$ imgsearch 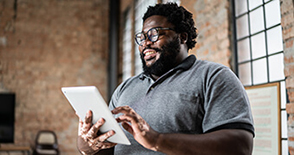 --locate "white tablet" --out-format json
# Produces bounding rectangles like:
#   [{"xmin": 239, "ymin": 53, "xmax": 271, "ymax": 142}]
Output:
[{"xmin": 61, "ymin": 86, "xmax": 131, "ymax": 145}]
